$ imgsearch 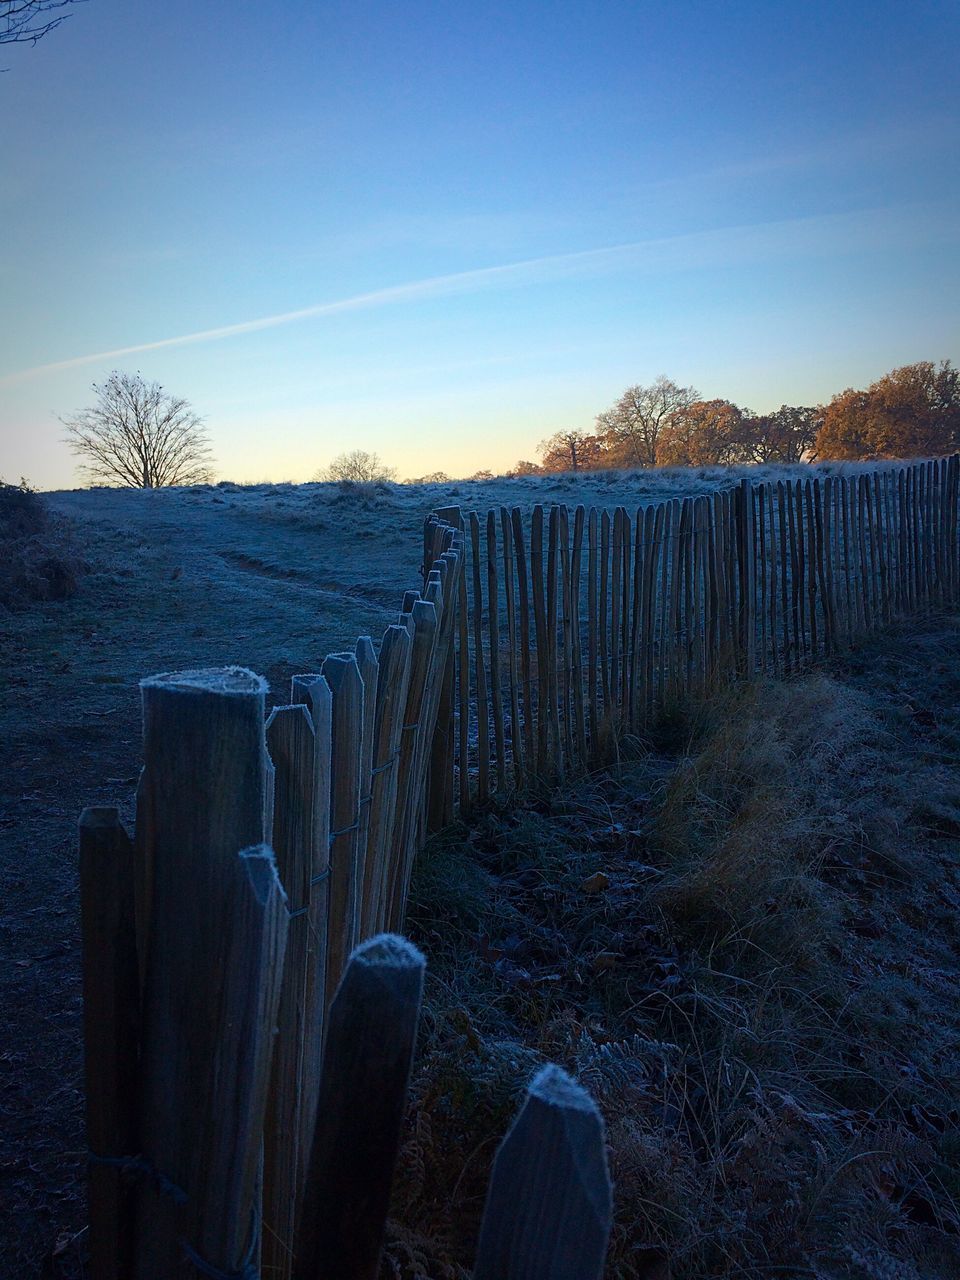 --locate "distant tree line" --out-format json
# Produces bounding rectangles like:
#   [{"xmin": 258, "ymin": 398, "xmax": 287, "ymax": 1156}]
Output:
[{"xmin": 513, "ymin": 360, "xmax": 959, "ymax": 476}]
